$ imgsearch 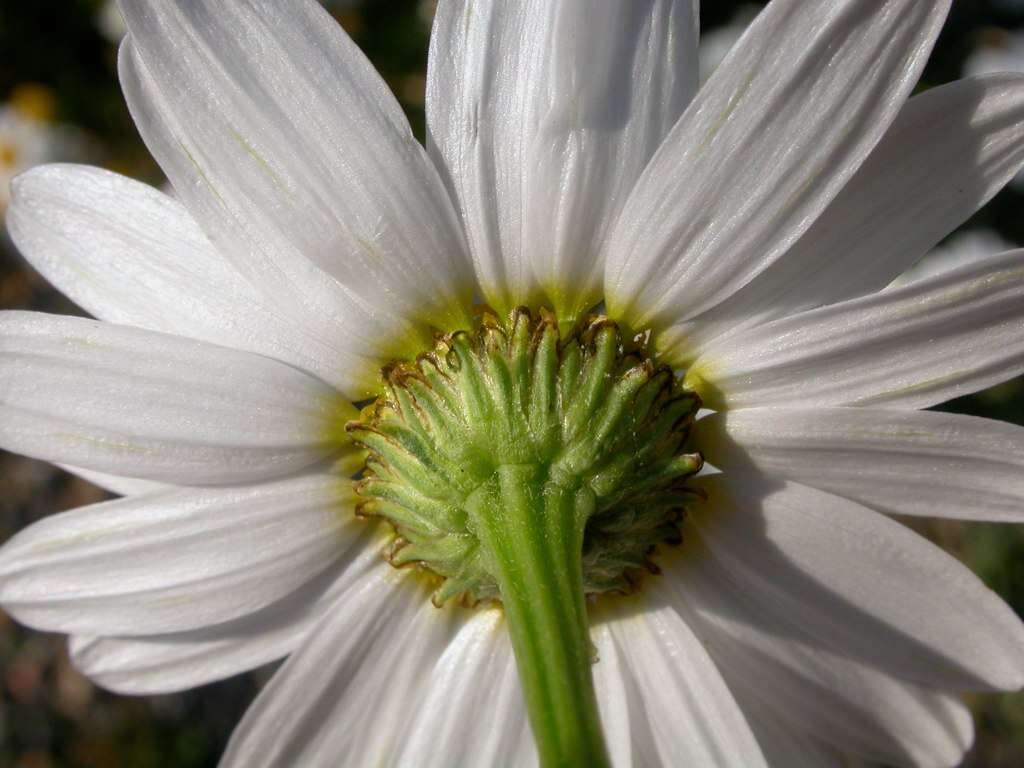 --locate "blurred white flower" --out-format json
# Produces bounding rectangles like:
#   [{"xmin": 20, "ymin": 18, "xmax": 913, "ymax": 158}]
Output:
[
  {"xmin": 0, "ymin": 96, "xmax": 81, "ymax": 221},
  {"xmin": 891, "ymin": 228, "xmax": 1020, "ymax": 287},
  {"xmin": 97, "ymin": 0, "xmax": 127, "ymax": 42},
  {"xmin": 1, "ymin": 107, "xmax": 50, "ymax": 214},
  {"xmin": 966, "ymin": 29, "xmax": 1024, "ymax": 192},
  {"xmin": 966, "ymin": 29, "xmax": 1024, "ymax": 77},
  {"xmin": 3, "ymin": 1, "xmax": 1024, "ymax": 766}
]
